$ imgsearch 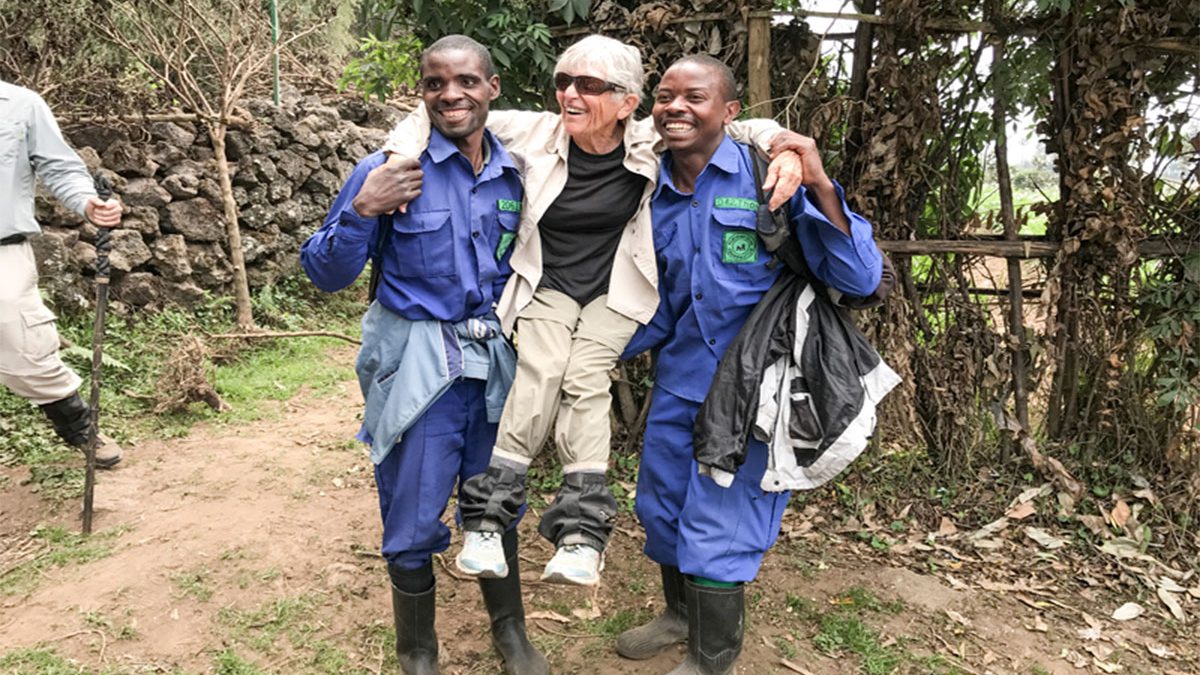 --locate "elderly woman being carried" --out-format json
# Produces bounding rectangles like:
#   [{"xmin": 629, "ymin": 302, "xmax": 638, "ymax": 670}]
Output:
[{"xmin": 383, "ymin": 34, "xmax": 806, "ymax": 588}]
